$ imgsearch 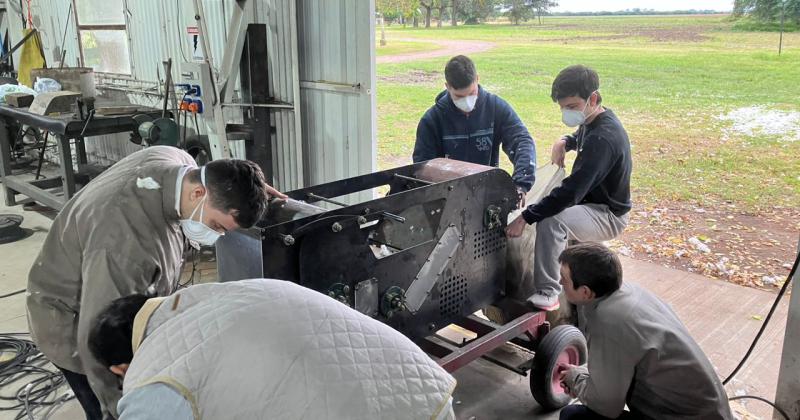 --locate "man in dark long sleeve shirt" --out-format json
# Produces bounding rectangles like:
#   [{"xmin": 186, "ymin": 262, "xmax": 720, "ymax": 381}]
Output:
[
  {"xmin": 414, "ymin": 55, "xmax": 536, "ymax": 202},
  {"xmin": 507, "ymin": 65, "xmax": 632, "ymax": 310}
]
